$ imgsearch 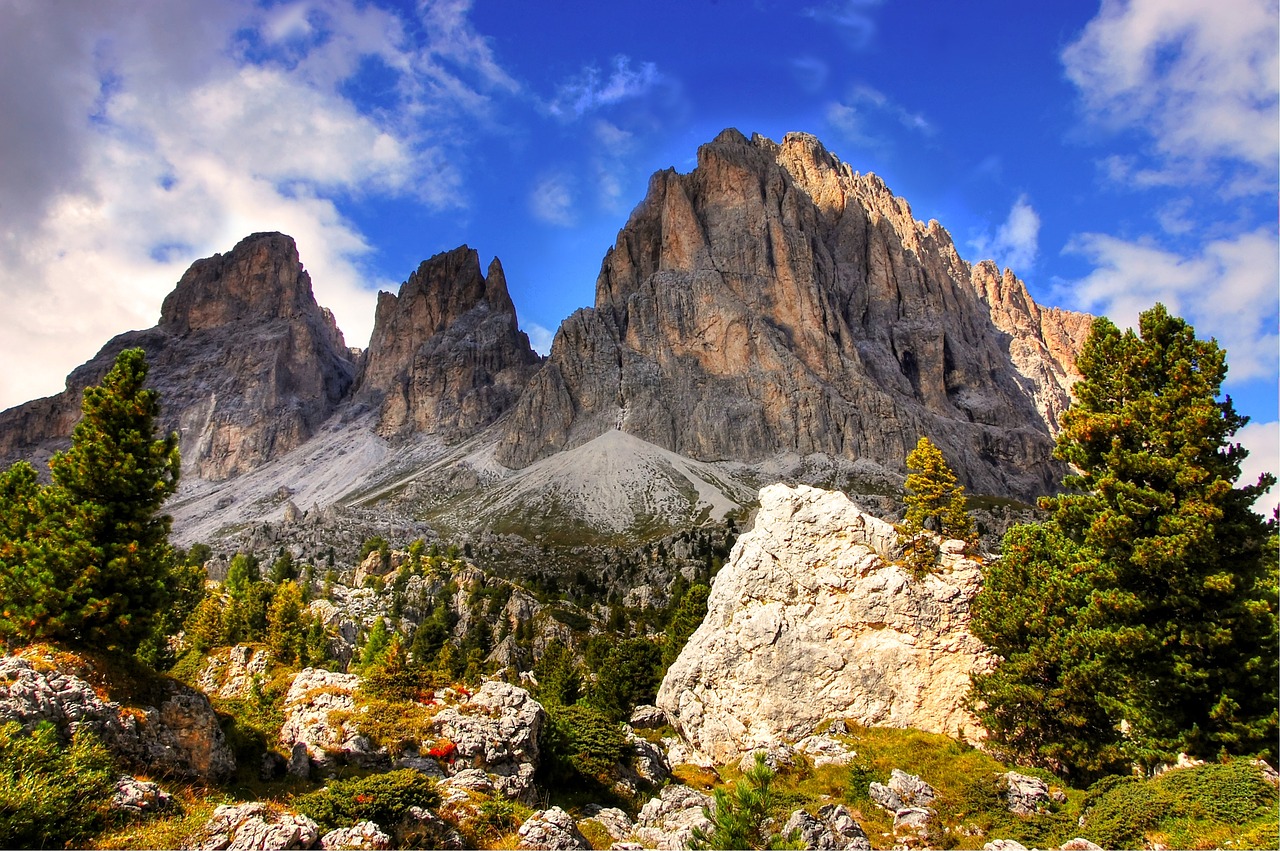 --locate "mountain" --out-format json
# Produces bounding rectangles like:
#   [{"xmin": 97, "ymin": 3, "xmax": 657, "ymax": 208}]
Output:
[
  {"xmin": 353, "ymin": 245, "xmax": 541, "ymax": 440},
  {"xmin": 496, "ymin": 130, "xmax": 1088, "ymax": 500},
  {"xmin": 0, "ymin": 130, "xmax": 1091, "ymax": 548},
  {"xmin": 0, "ymin": 232, "xmax": 355, "ymax": 481}
]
